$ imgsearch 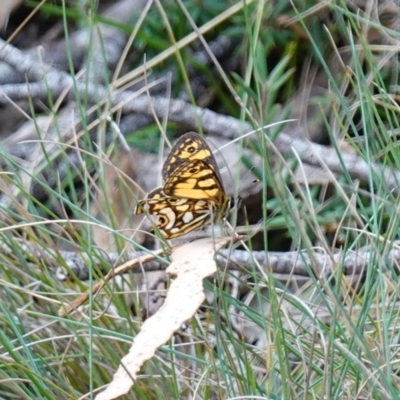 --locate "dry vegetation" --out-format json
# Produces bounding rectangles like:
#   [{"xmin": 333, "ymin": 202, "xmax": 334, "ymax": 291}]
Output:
[{"xmin": 1, "ymin": 0, "xmax": 400, "ymax": 399}]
